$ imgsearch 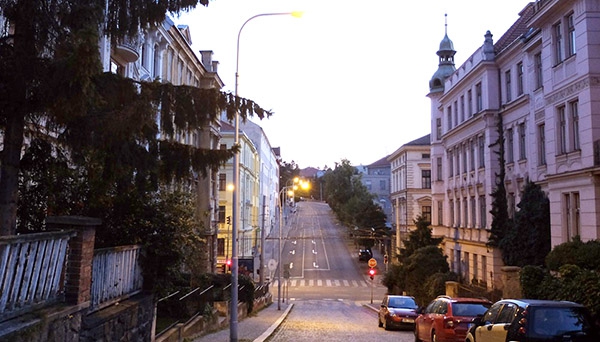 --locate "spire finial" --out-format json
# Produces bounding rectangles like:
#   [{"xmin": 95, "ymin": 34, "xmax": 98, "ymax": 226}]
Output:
[{"xmin": 445, "ymin": 13, "xmax": 448, "ymax": 35}]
